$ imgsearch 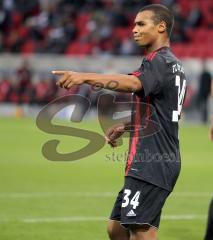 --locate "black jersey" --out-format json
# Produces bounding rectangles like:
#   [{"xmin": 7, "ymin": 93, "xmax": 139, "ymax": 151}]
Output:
[{"xmin": 126, "ymin": 46, "xmax": 187, "ymax": 192}]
